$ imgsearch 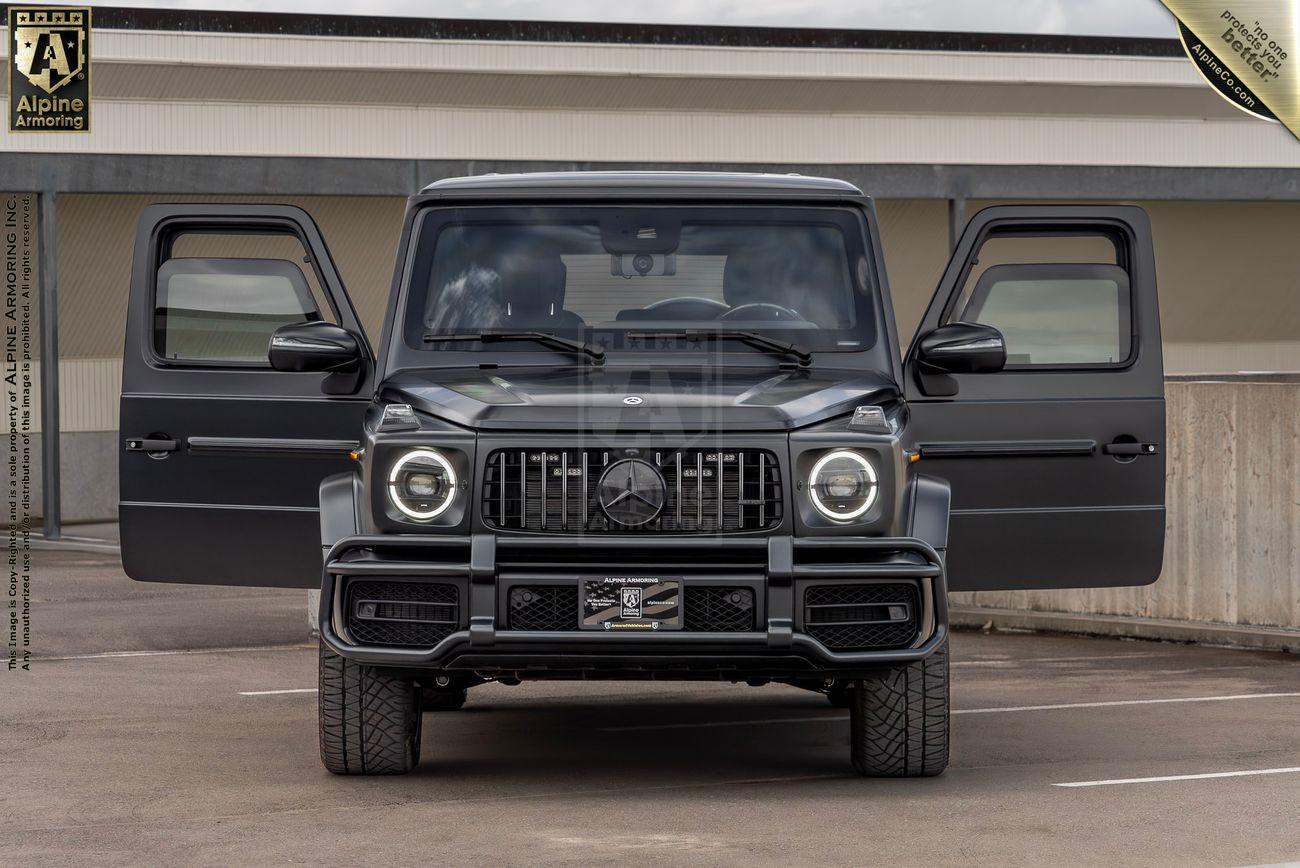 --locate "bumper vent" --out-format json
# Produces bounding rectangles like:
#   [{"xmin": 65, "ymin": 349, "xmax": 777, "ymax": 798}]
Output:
[
  {"xmin": 684, "ymin": 587, "xmax": 755, "ymax": 632},
  {"xmin": 345, "ymin": 580, "xmax": 459, "ymax": 647},
  {"xmin": 483, "ymin": 448, "xmax": 781, "ymax": 534},
  {"xmin": 509, "ymin": 585, "xmax": 578, "ymax": 631},
  {"xmin": 803, "ymin": 583, "xmax": 919, "ymax": 650}
]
